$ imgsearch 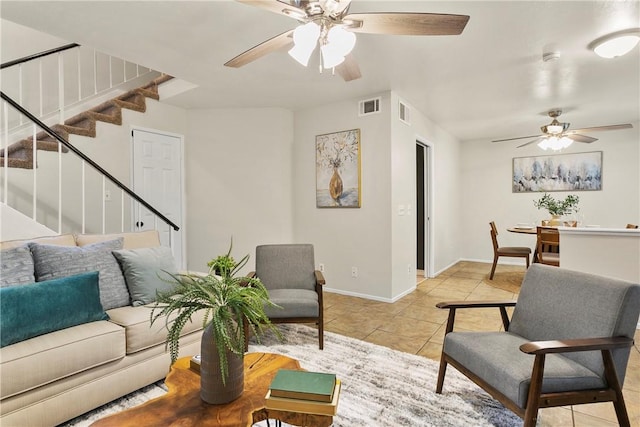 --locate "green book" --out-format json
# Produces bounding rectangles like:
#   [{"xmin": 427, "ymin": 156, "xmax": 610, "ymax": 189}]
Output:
[{"xmin": 269, "ymin": 369, "xmax": 337, "ymax": 402}]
